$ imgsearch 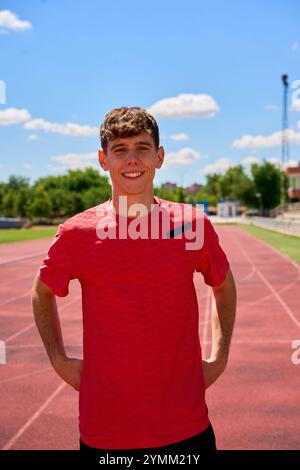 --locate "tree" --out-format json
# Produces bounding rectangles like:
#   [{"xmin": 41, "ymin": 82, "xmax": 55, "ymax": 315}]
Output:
[
  {"xmin": 0, "ymin": 182, "xmax": 6, "ymax": 214},
  {"xmin": 27, "ymin": 186, "xmax": 52, "ymax": 217},
  {"xmin": 154, "ymin": 185, "xmax": 178, "ymax": 201},
  {"xmin": 251, "ymin": 161, "xmax": 281, "ymax": 209},
  {"xmin": 15, "ymin": 187, "xmax": 32, "ymax": 217},
  {"xmin": 48, "ymin": 189, "xmax": 84, "ymax": 216},
  {"xmin": 2, "ymin": 190, "xmax": 16, "ymax": 217},
  {"xmin": 61, "ymin": 168, "xmax": 107, "ymax": 192},
  {"xmin": 82, "ymin": 186, "xmax": 112, "ymax": 209},
  {"xmin": 176, "ymin": 187, "xmax": 185, "ymax": 203},
  {"xmin": 190, "ymin": 187, "xmax": 218, "ymax": 207},
  {"xmin": 34, "ymin": 174, "xmax": 64, "ymax": 192},
  {"xmin": 218, "ymin": 165, "xmax": 256, "ymax": 206},
  {"xmin": 7, "ymin": 175, "xmax": 30, "ymax": 191},
  {"xmin": 35, "ymin": 169, "xmax": 112, "ymax": 216},
  {"xmin": 63, "ymin": 192, "xmax": 84, "ymax": 216},
  {"xmin": 205, "ymin": 174, "xmax": 222, "ymax": 198},
  {"xmin": 48, "ymin": 188, "xmax": 70, "ymax": 217}
]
